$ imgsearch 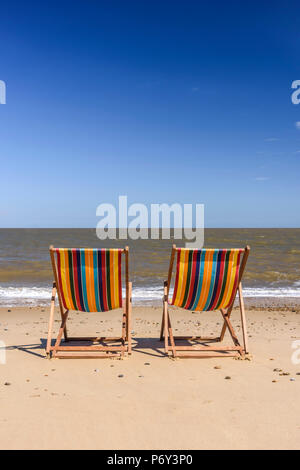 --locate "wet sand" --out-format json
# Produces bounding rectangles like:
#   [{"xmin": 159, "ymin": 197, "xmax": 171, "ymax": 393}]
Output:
[{"xmin": 0, "ymin": 305, "xmax": 299, "ymax": 450}]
